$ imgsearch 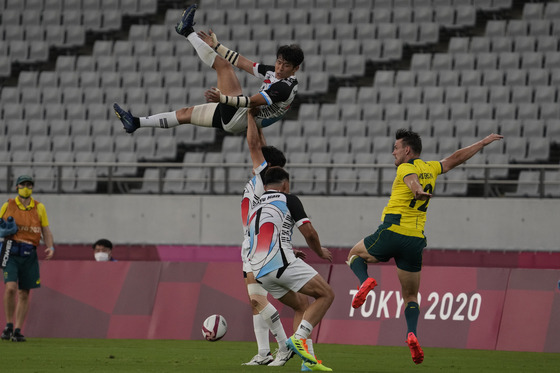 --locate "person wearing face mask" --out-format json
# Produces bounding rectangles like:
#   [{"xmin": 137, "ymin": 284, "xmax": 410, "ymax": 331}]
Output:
[
  {"xmin": 0, "ymin": 175, "xmax": 55, "ymax": 342},
  {"xmin": 92, "ymin": 239, "xmax": 116, "ymax": 262}
]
